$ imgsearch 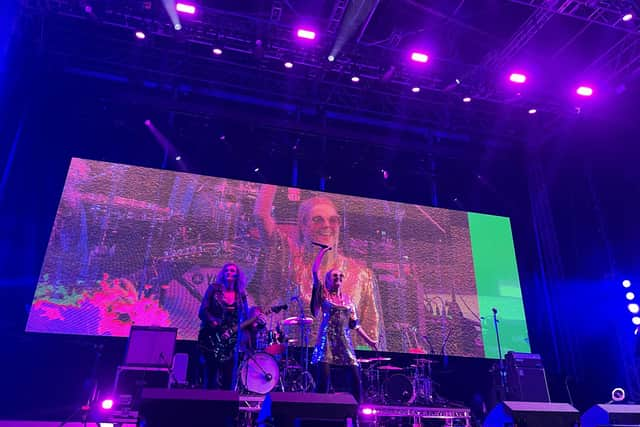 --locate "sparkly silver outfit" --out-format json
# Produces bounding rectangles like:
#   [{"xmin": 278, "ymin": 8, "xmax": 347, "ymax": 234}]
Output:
[{"xmin": 311, "ymin": 278, "xmax": 359, "ymax": 366}]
